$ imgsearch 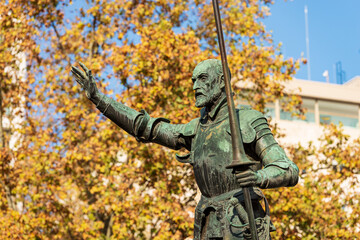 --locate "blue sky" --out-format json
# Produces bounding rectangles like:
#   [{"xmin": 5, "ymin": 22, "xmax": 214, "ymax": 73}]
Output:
[
  {"xmin": 67, "ymin": 0, "xmax": 359, "ymax": 85},
  {"xmin": 264, "ymin": 0, "xmax": 360, "ymax": 83}
]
